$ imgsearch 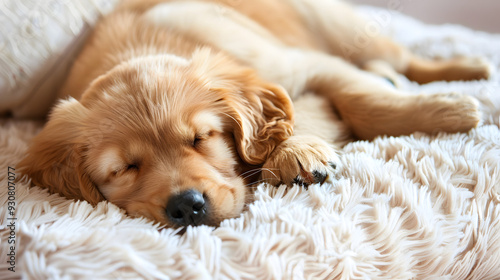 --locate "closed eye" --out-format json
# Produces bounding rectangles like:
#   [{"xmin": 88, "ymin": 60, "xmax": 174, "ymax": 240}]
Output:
[
  {"xmin": 192, "ymin": 131, "xmax": 214, "ymax": 148},
  {"xmin": 111, "ymin": 163, "xmax": 139, "ymax": 176},
  {"xmin": 192, "ymin": 136, "xmax": 203, "ymax": 147},
  {"xmin": 126, "ymin": 163, "xmax": 140, "ymax": 171}
]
